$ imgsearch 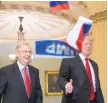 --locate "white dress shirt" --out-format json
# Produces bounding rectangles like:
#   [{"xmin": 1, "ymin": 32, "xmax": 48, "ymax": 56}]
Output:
[
  {"xmin": 79, "ymin": 53, "xmax": 96, "ymax": 92},
  {"xmin": 17, "ymin": 61, "xmax": 30, "ymax": 81}
]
